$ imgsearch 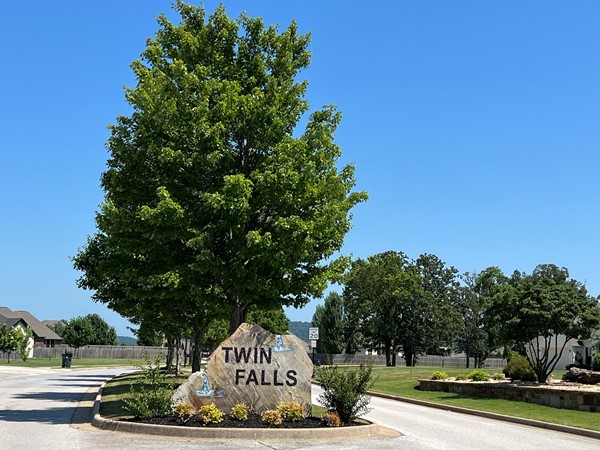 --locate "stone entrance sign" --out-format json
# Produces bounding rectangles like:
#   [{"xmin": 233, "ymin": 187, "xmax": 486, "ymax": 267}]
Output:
[{"xmin": 172, "ymin": 323, "xmax": 313, "ymax": 415}]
